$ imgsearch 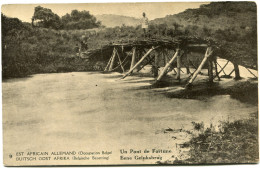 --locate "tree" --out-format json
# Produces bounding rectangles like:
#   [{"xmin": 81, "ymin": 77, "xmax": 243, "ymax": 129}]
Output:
[
  {"xmin": 61, "ymin": 10, "xmax": 101, "ymax": 30},
  {"xmin": 2, "ymin": 13, "xmax": 25, "ymax": 35},
  {"xmin": 32, "ymin": 6, "xmax": 62, "ymax": 29}
]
